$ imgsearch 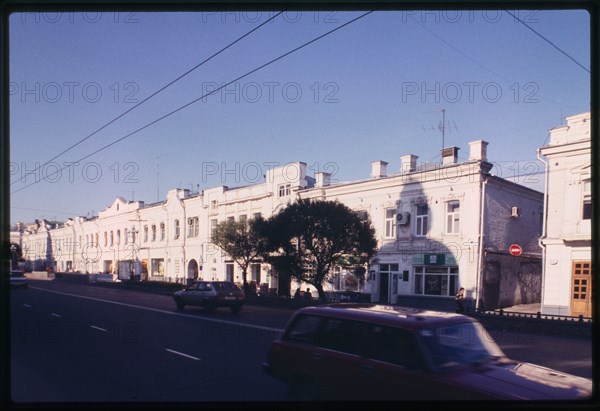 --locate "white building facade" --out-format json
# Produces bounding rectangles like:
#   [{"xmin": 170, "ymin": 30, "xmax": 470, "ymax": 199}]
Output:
[
  {"xmin": 538, "ymin": 112, "xmax": 592, "ymax": 317},
  {"xmin": 21, "ymin": 140, "xmax": 544, "ymax": 309}
]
